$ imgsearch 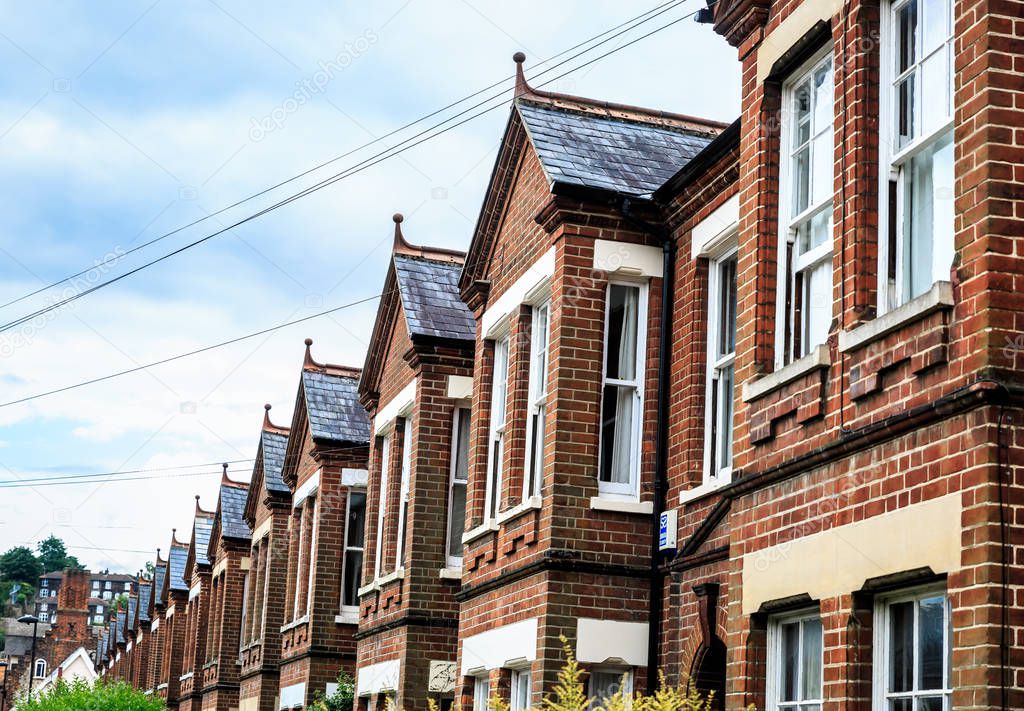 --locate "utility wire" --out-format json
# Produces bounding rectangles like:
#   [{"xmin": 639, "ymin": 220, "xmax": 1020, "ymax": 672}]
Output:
[
  {"xmin": 0, "ymin": 0, "xmax": 688, "ymax": 314},
  {"xmin": 0, "ymin": 459, "xmax": 253, "ymax": 486},
  {"xmin": 0, "ymin": 468, "xmax": 250, "ymax": 489},
  {"xmin": 0, "ymin": 4, "xmax": 697, "ymax": 336},
  {"xmin": 0, "ymin": 291, "xmax": 388, "ymax": 409}
]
